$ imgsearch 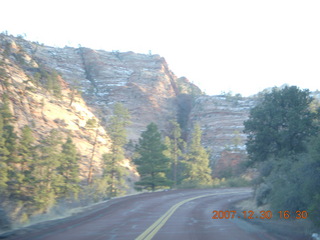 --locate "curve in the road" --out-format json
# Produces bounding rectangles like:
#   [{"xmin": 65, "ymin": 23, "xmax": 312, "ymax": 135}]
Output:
[{"xmin": 136, "ymin": 190, "xmax": 250, "ymax": 240}]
